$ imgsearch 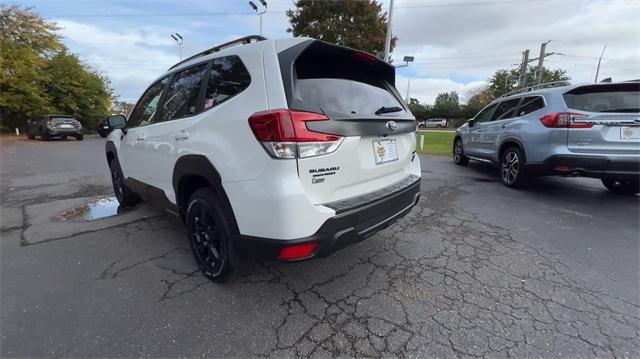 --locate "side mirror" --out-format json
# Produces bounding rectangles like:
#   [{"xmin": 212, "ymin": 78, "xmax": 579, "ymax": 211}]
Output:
[
  {"xmin": 468, "ymin": 119, "xmax": 476, "ymax": 128},
  {"xmin": 108, "ymin": 115, "xmax": 126, "ymax": 129}
]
